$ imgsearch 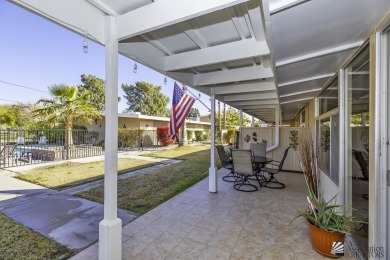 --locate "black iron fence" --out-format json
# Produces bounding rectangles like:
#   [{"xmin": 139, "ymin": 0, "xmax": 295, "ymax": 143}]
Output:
[{"xmin": 0, "ymin": 128, "xmax": 158, "ymax": 168}]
